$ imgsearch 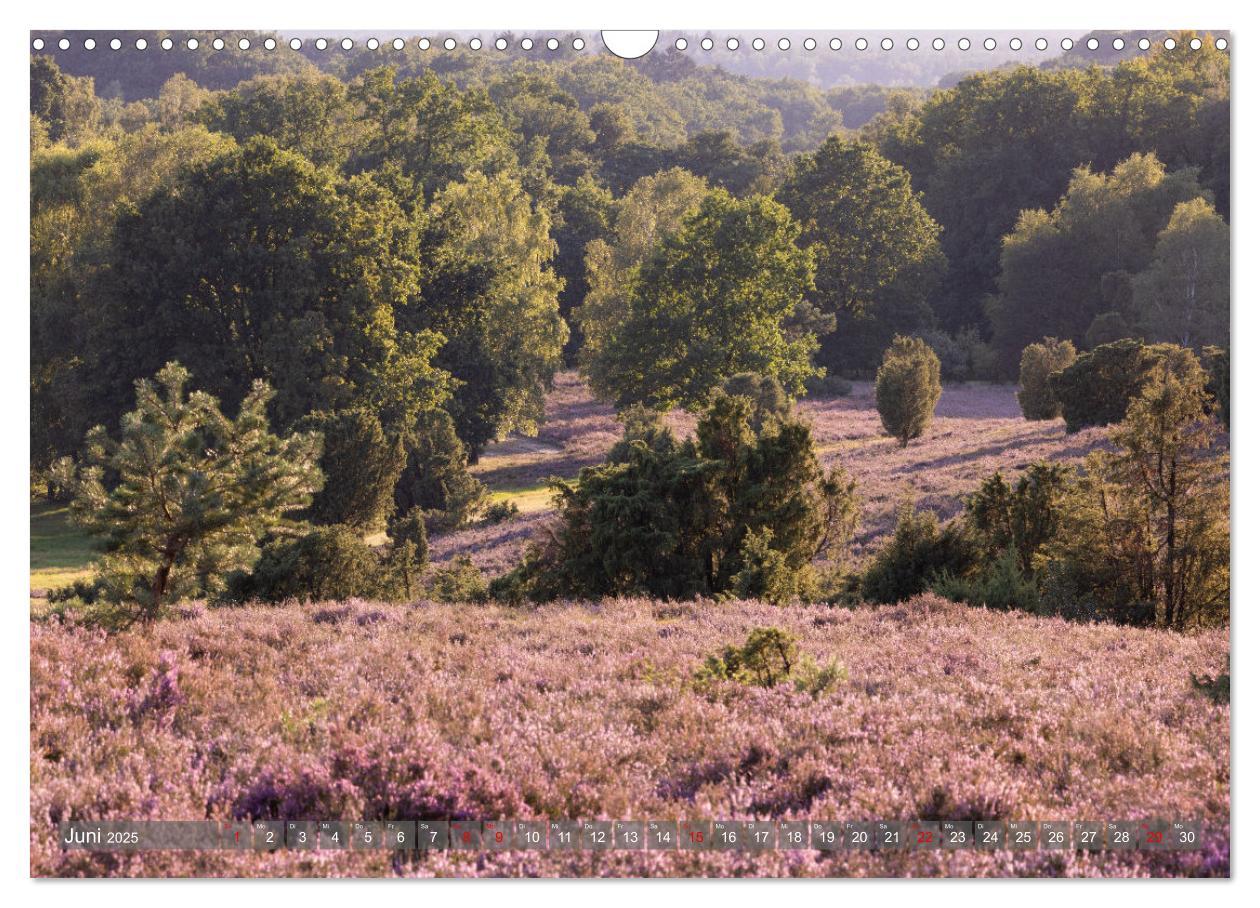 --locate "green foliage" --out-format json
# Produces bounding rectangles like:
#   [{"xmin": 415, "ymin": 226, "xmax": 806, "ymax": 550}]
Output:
[
  {"xmin": 393, "ymin": 409, "xmax": 488, "ymax": 531},
  {"xmin": 778, "ymin": 138, "xmax": 945, "ymax": 375},
  {"xmin": 1017, "ymin": 338, "xmax": 1077, "ymax": 420},
  {"xmin": 385, "ymin": 507, "xmax": 430, "ymax": 600},
  {"xmin": 70, "ymin": 362, "xmax": 323, "ymax": 620},
  {"xmin": 427, "ymin": 555, "xmax": 489, "ymax": 604},
  {"xmin": 508, "ymin": 392, "xmax": 857, "ymax": 602},
  {"xmin": 1203, "ymin": 345, "xmax": 1229, "ymax": 429},
  {"xmin": 577, "ymin": 168, "xmax": 709, "ymax": 375},
  {"xmin": 1132, "ymin": 197, "xmax": 1230, "ymax": 349},
  {"xmin": 1049, "ymin": 338, "xmax": 1181, "ymax": 432},
  {"xmin": 96, "ymin": 138, "xmax": 450, "ymax": 433},
  {"xmin": 875, "ymin": 335, "xmax": 942, "ymax": 446},
  {"xmin": 696, "ymin": 626, "xmax": 797, "ymax": 688},
  {"xmin": 1045, "ymin": 352, "xmax": 1229, "ymax": 629},
  {"xmin": 695, "ymin": 626, "xmax": 845, "ymax": 698},
  {"xmin": 731, "ymin": 528, "xmax": 806, "ymax": 605},
  {"xmin": 860, "ymin": 501, "xmax": 977, "ymax": 604},
  {"xmin": 423, "ymin": 171, "xmax": 568, "ymax": 456},
  {"xmin": 236, "ymin": 525, "xmax": 385, "ymax": 603},
  {"xmin": 988, "ymin": 153, "xmax": 1210, "ymax": 375},
  {"xmin": 965, "ymin": 463, "xmax": 1070, "ymax": 575},
  {"xmin": 299, "ymin": 409, "xmax": 405, "ymax": 531},
  {"xmin": 482, "ymin": 501, "xmax": 520, "ymax": 525},
  {"xmin": 932, "ymin": 548, "xmax": 1041, "ymax": 613},
  {"xmin": 1085, "ymin": 311, "xmax": 1137, "ymax": 349},
  {"xmin": 31, "ymin": 56, "xmax": 100, "ymax": 143},
  {"xmin": 586, "ymin": 190, "xmax": 819, "ymax": 411},
  {"xmin": 719, "ymin": 372, "xmax": 792, "ymax": 432}
]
